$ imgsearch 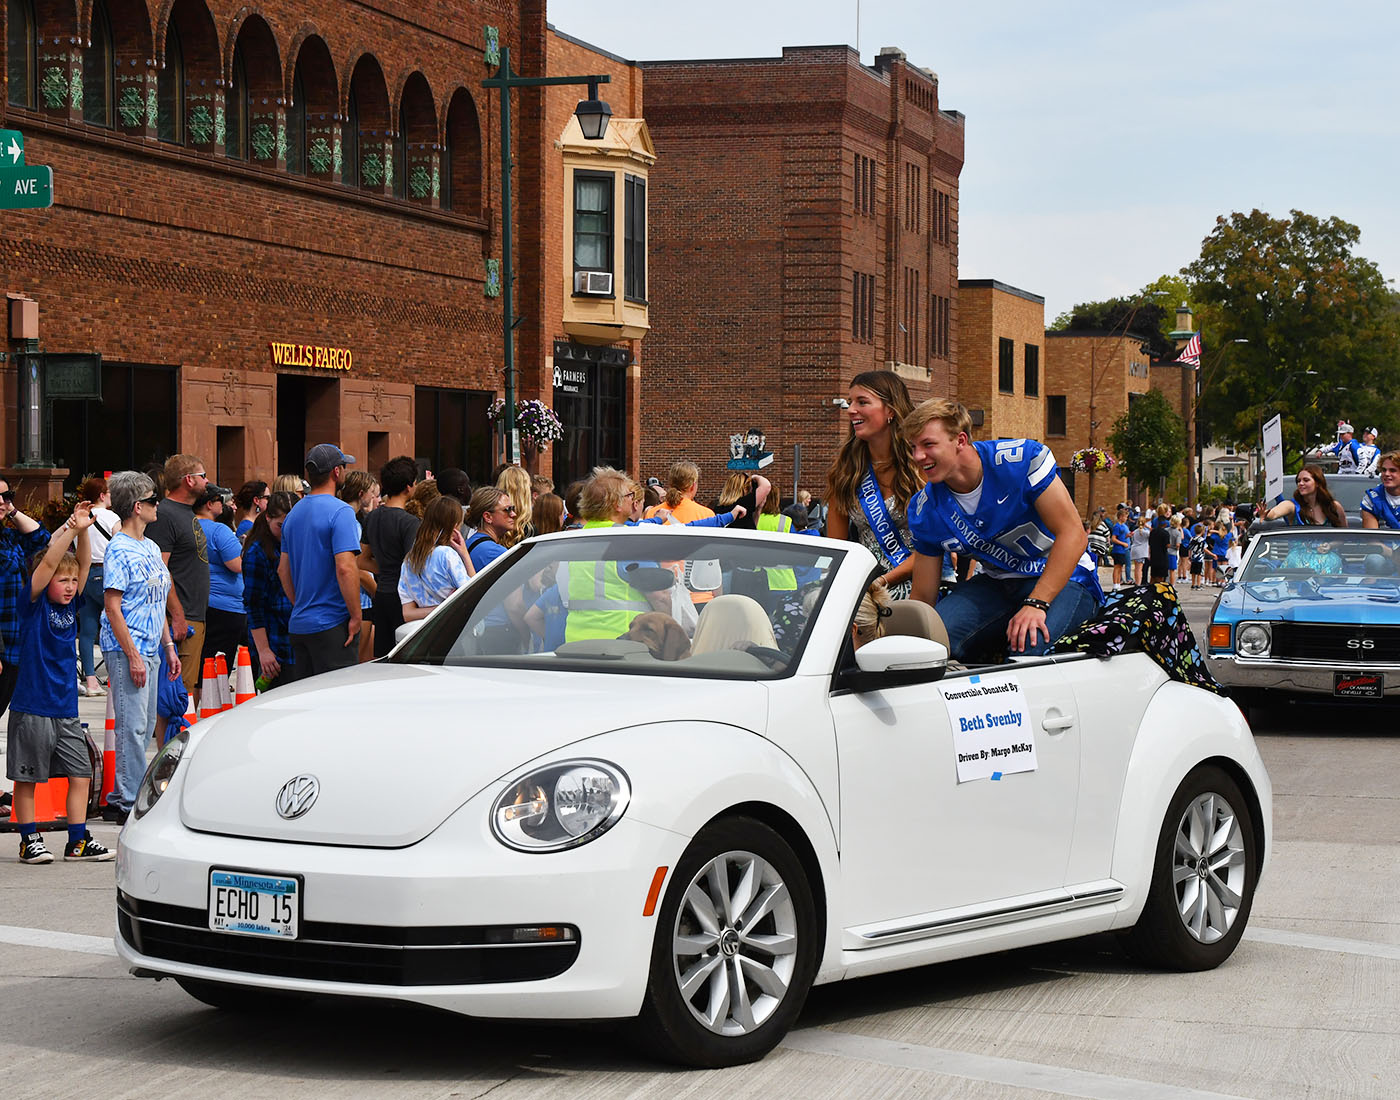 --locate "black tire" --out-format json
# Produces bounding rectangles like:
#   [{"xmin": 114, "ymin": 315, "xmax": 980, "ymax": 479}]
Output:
[
  {"xmin": 1120, "ymin": 764, "xmax": 1258, "ymax": 971},
  {"xmin": 175, "ymin": 977, "xmax": 299, "ymax": 1013},
  {"xmin": 634, "ymin": 816, "xmax": 819, "ymax": 1067}
]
